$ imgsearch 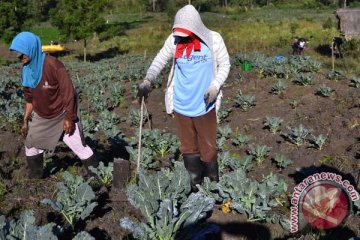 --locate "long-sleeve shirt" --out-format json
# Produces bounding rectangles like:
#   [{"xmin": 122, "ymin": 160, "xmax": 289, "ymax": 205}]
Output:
[
  {"xmin": 23, "ymin": 55, "xmax": 77, "ymax": 121},
  {"xmin": 145, "ymin": 31, "xmax": 230, "ymax": 114}
]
